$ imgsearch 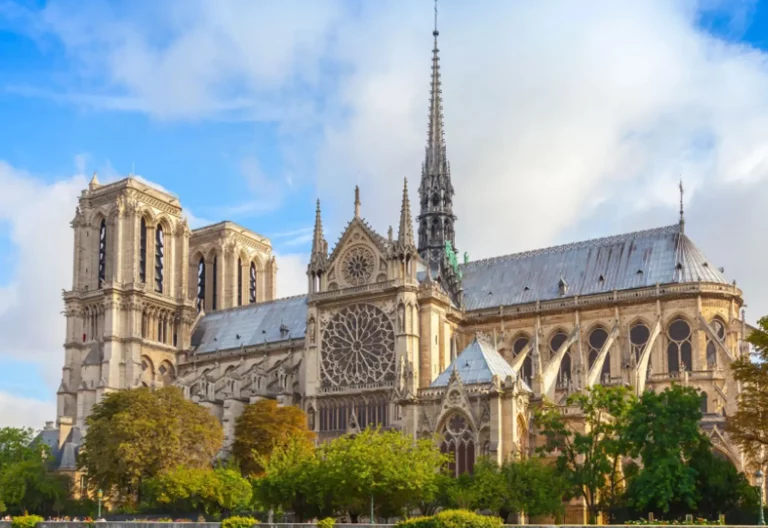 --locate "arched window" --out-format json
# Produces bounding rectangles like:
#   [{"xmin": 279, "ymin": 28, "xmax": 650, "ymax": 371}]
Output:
[
  {"xmin": 154, "ymin": 225, "xmax": 164, "ymax": 293},
  {"xmin": 513, "ymin": 336, "xmax": 532, "ymax": 386},
  {"xmin": 667, "ymin": 319, "xmax": 692, "ymax": 373},
  {"xmin": 98, "ymin": 219, "xmax": 107, "ymax": 288},
  {"xmin": 440, "ymin": 412, "xmax": 475, "ymax": 476},
  {"xmin": 706, "ymin": 318, "xmax": 726, "ymax": 369},
  {"xmin": 237, "ymin": 258, "xmax": 243, "ymax": 306},
  {"xmin": 630, "ymin": 322, "xmax": 650, "ymax": 364},
  {"xmin": 249, "ymin": 262, "xmax": 257, "ymax": 303},
  {"xmin": 550, "ymin": 331, "xmax": 571, "ymax": 389},
  {"xmin": 700, "ymin": 391, "xmax": 708, "ymax": 414},
  {"xmin": 432, "ymin": 192, "xmax": 440, "ymax": 207},
  {"xmin": 196, "ymin": 257, "xmax": 205, "ymax": 312},
  {"xmin": 212, "ymin": 255, "xmax": 218, "ymax": 311},
  {"xmin": 139, "ymin": 218, "xmax": 147, "ymax": 282},
  {"xmin": 587, "ymin": 327, "xmax": 611, "ymax": 382}
]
